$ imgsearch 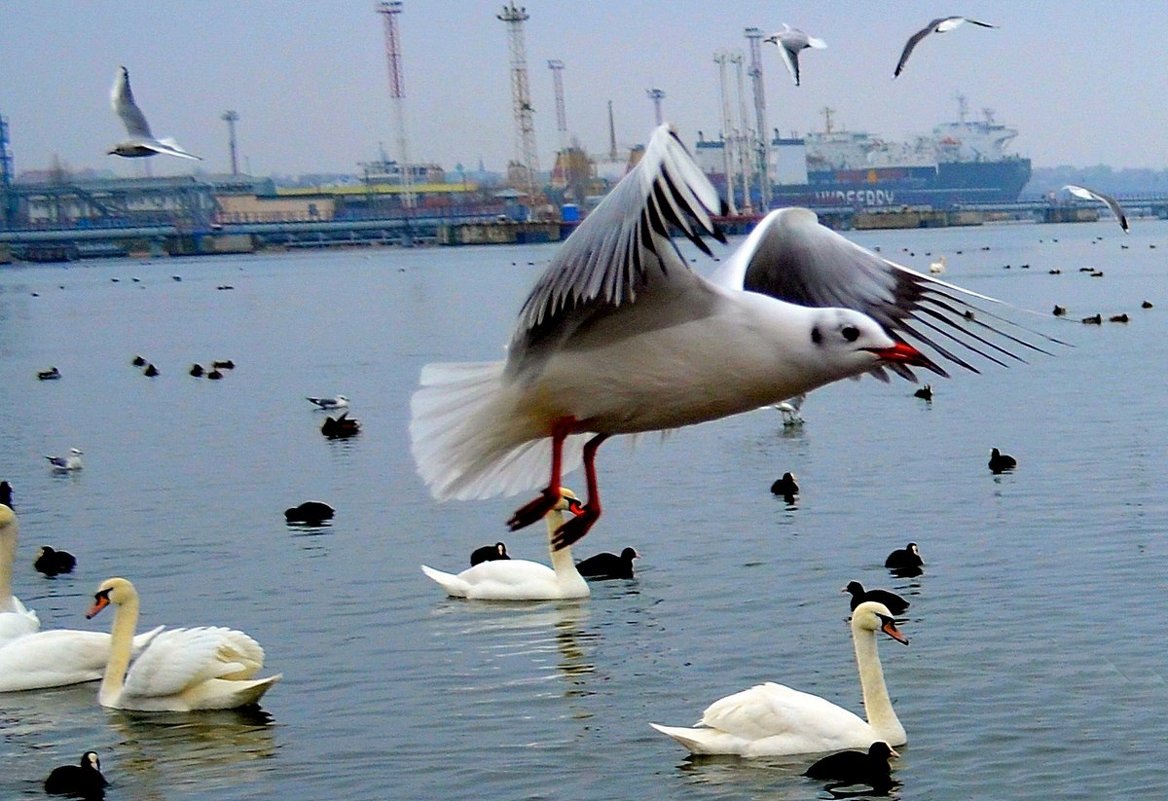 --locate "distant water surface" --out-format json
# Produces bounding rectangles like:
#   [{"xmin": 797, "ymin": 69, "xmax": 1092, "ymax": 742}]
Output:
[{"xmin": 0, "ymin": 220, "xmax": 1166, "ymax": 800}]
